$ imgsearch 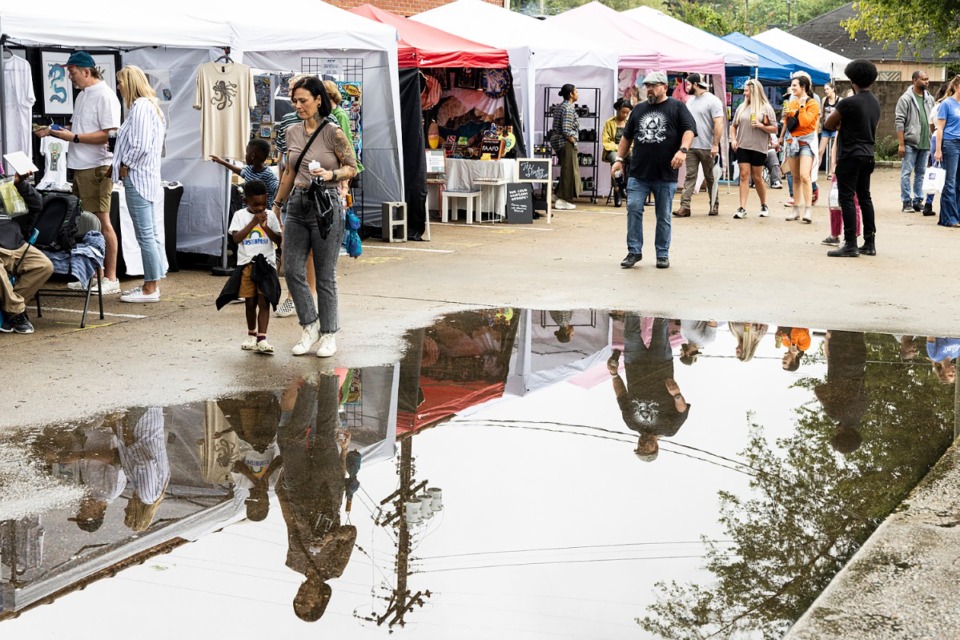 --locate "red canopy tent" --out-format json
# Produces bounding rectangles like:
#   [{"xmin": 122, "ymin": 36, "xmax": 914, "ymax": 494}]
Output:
[{"xmin": 349, "ymin": 4, "xmax": 509, "ymax": 69}]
